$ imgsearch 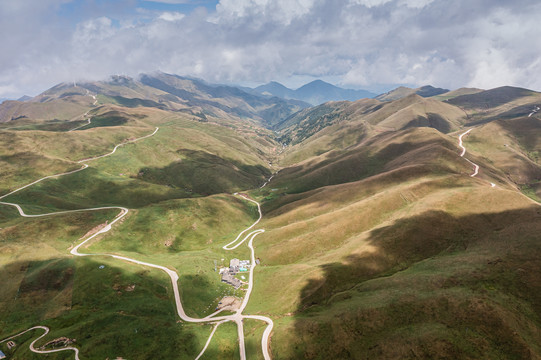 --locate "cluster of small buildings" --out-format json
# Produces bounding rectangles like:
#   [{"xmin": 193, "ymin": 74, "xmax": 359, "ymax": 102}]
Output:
[{"xmin": 220, "ymin": 258, "xmax": 250, "ymax": 289}]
